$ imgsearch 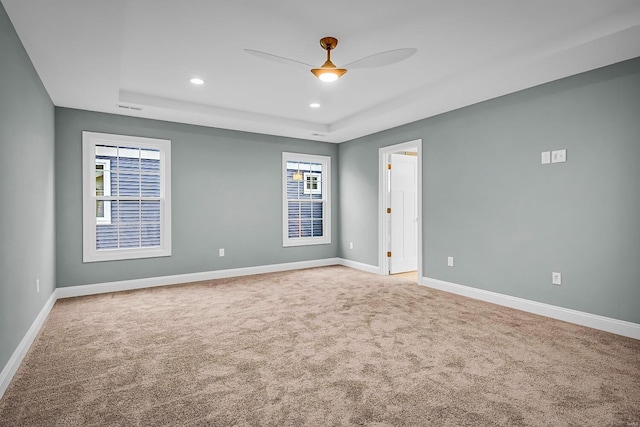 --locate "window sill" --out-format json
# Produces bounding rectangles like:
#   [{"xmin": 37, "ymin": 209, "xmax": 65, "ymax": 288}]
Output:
[
  {"xmin": 83, "ymin": 247, "xmax": 171, "ymax": 263},
  {"xmin": 283, "ymin": 237, "xmax": 331, "ymax": 247}
]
